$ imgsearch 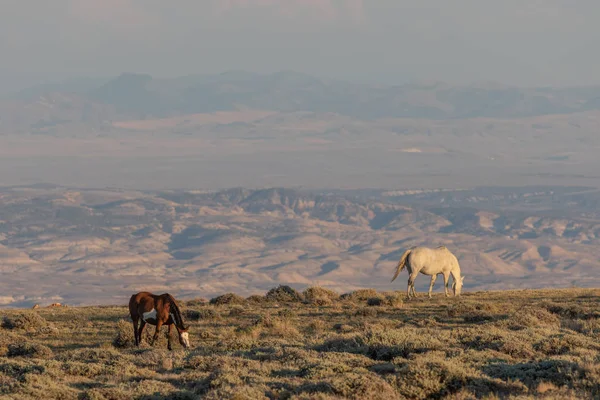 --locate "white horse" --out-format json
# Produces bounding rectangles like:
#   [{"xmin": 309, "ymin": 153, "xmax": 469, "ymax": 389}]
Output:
[{"xmin": 391, "ymin": 245, "xmax": 464, "ymax": 299}]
